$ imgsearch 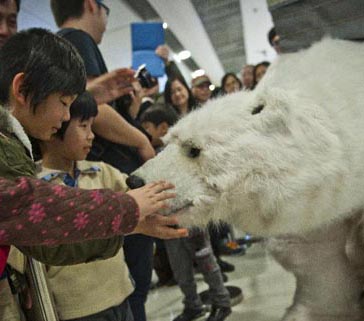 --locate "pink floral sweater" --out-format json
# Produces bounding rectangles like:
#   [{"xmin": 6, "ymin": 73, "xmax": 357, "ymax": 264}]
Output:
[
  {"xmin": 0, "ymin": 106, "xmax": 139, "ymax": 275},
  {"xmin": 0, "ymin": 176, "xmax": 139, "ymax": 247}
]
